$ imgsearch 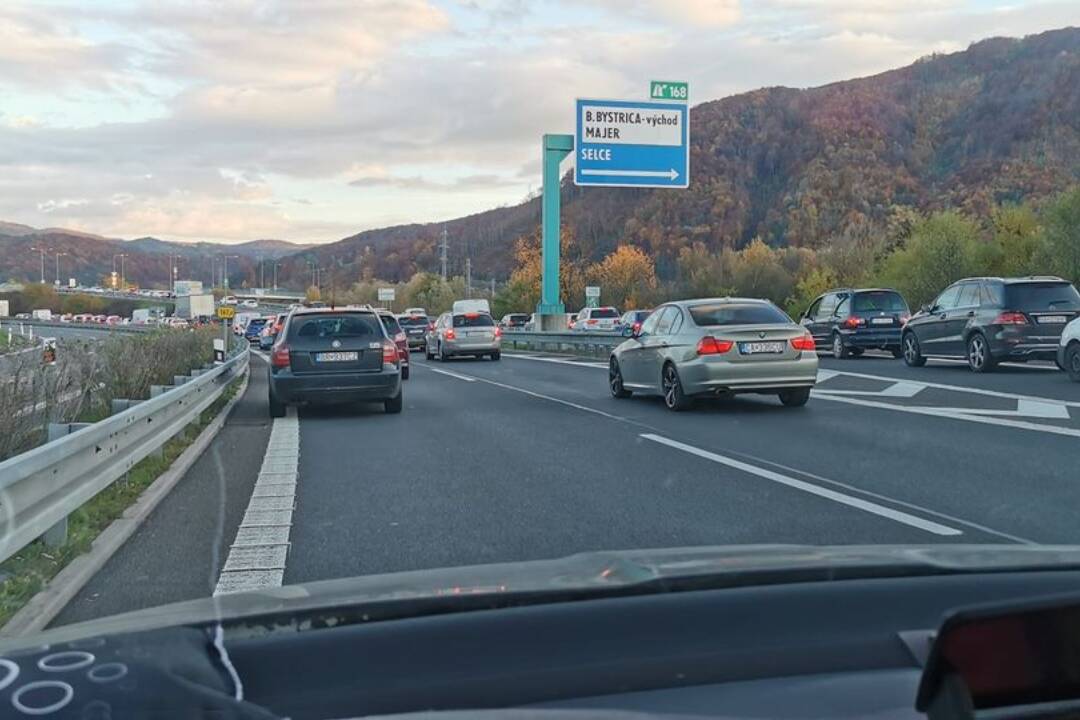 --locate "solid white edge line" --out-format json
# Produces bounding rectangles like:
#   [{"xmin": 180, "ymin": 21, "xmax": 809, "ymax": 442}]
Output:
[{"xmin": 640, "ymin": 433, "xmax": 963, "ymax": 537}]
